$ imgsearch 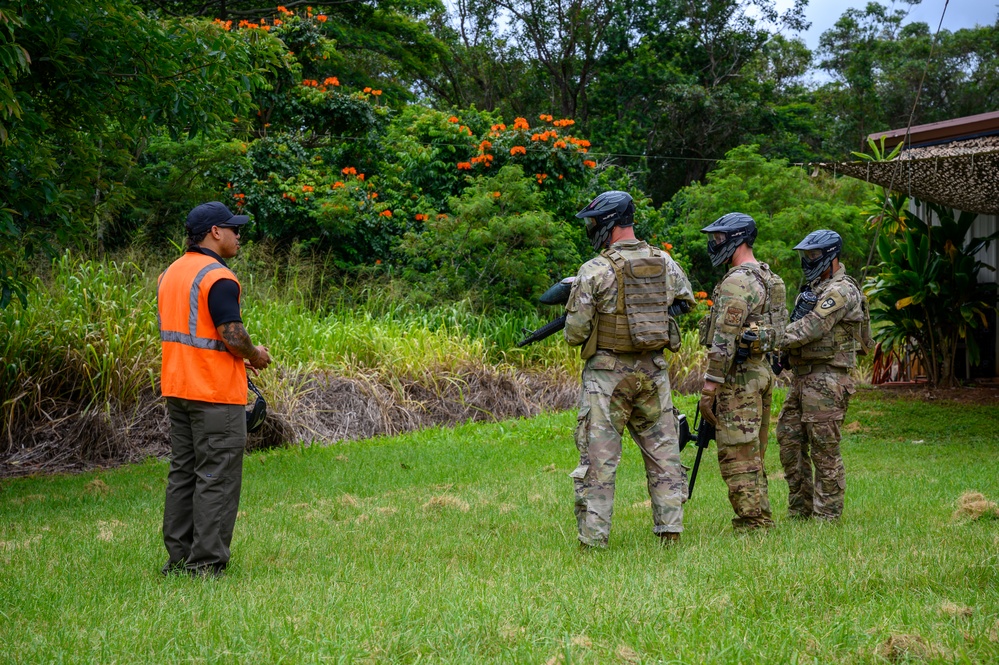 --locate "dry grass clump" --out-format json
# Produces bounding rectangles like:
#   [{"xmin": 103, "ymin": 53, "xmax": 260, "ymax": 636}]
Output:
[
  {"xmin": 1, "ymin": 362, "xmax": 578, "ymax": 478},
  {"xmin": 940, "ymin": 600, "xmax": 973, "ymax": 618},
  {"xmin": 952, "ymin": 491, "xmax": 999, "ymax": 521},
  {"xmin": 422, "ymin": 495, "xmax": 470, "ymax": 512},
  {"xmin": 877, "ymin": 634, "xmax": 939, "ymax": 662}
]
